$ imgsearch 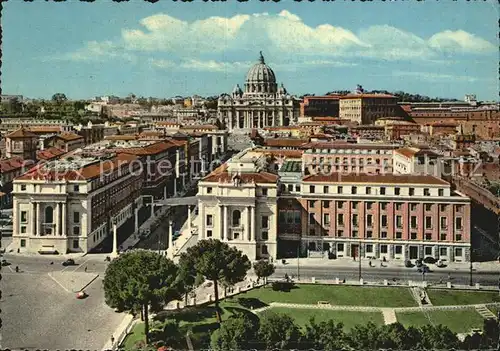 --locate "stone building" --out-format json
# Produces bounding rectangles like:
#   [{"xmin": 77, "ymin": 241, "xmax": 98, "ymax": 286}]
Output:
[{"xmin": 217, "ymin": 52, "xmax": 300, "ymax": 131}]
